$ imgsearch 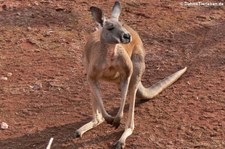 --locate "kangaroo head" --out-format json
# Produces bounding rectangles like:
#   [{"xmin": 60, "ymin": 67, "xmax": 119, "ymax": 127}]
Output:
[{"xmin": 90, "ymin": 1, "xmax": 131, "ymax": 44}]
